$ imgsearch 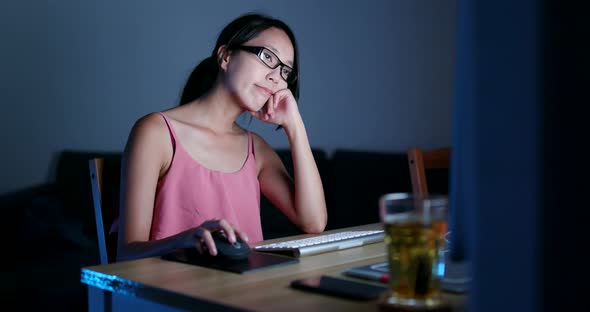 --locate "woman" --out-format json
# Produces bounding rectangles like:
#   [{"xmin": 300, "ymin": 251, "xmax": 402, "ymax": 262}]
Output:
[{"xmin": 116, "ymin": 13, "xmax": 327, "ymax": 261}]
